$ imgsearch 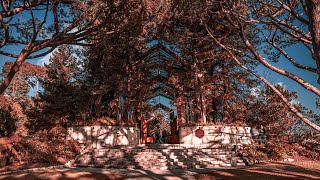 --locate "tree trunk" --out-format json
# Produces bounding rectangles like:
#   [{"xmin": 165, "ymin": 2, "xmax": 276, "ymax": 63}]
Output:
[
  {"xmin": 222, "ymin": 60, "xmax": 229, "ymax": 122},
  {"xmin": 198, "ymin": 74, "xmax": 207, "ymax": 124},
  {"xmin": 307, "ymin": 0, "xmax": 320, "ymax": 83},
  {"xmin": 0, "ymin": 50, "xmax": 30, "ymax": 95},
  {"xmin": 95, "ymin": 95, "xmax": 102, "ymax": 117}
]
